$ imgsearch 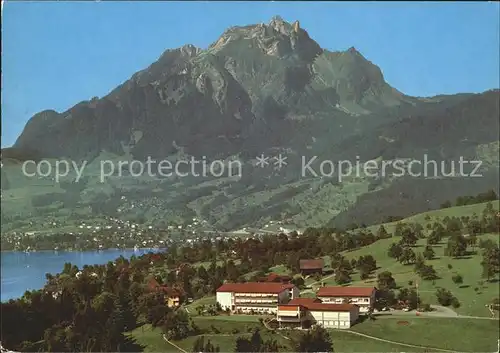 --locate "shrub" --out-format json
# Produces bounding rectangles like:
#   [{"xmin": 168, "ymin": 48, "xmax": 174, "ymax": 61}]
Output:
[
  {"xmin": 451, "ymin": 297, "xmax": 461, "ymax": 309},
  {"xmin": 420, "ymin": 303, "xmax": 432, "ymax": 312}
]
